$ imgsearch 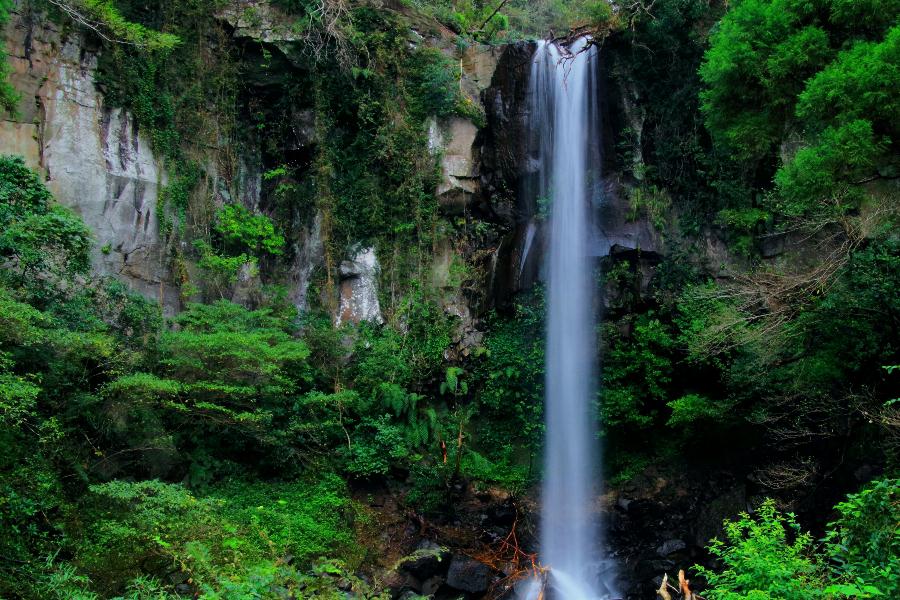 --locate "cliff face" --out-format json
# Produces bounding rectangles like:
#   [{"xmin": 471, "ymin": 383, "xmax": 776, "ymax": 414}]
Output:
[
  {"xmin": 477, "ymin": 39, "xmax": 664, "ymax": 312},
  {"xmin": 0, "ymin": 3, "xmax": 666, "ymax": 326},
  {"xmin": 1, "ymin": 7, "xmax": 176, "ymax": 308}
]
